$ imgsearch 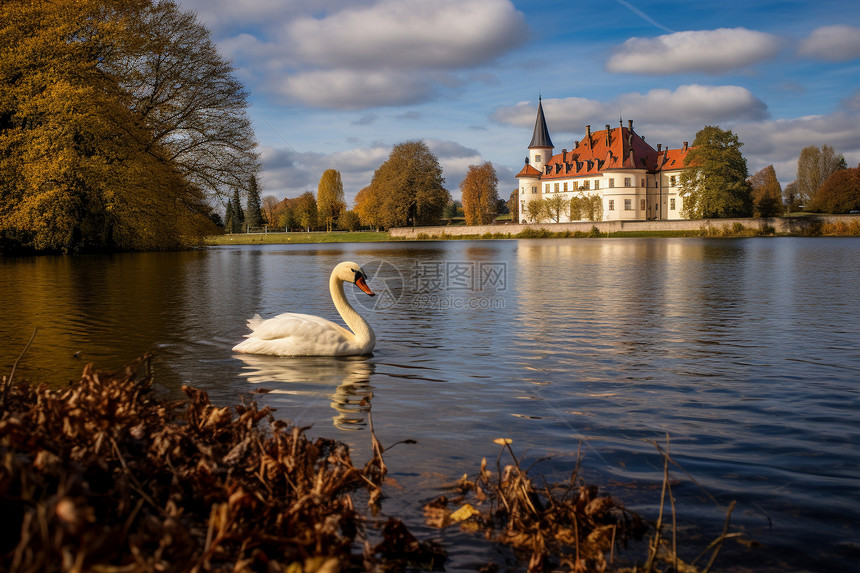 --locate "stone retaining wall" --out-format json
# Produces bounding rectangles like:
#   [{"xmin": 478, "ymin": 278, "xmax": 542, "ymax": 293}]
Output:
[{"xmin": 389, "ymin": 215, "xmax": 857, "ymax": 239}]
